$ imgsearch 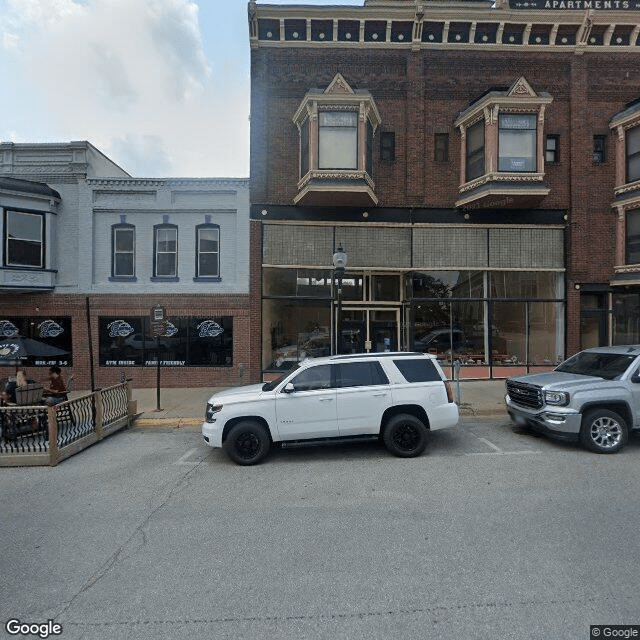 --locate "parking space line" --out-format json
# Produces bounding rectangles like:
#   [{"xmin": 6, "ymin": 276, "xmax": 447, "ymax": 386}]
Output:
[
  {"xmin": 173, "ymin": 448, "xmax": 199, "ymax": 465},
  {"xmin": 465, "ymin": 450, "xmax": 542, "ymax": 456},
  {"xmin": 476, "ymin": 437, "xmax": 503, "ymax": 452}
]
